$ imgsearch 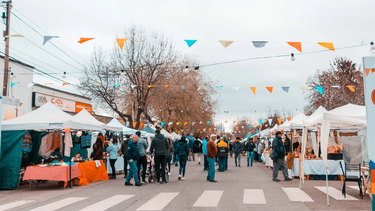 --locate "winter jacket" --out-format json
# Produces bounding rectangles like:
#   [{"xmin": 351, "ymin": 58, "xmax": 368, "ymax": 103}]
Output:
[
  {"xmin": 188, "ymin": 139, "xmax": 194, "ymax": 149},
  {"xmin": 150, "ymin": 134, "xmax": 169, "ymax": 156},
  {"xmin": 258, "ymin": 143, "xmax": 264, "ymax": 154},
  {"xmin": 106, "ymin": 143, "xmax": 118, "ymax": 159},
  {"xmin": 121, "ymin": 139, "xmax": 130, "ymax": 156},
  {"xmin": 193, "ymin": 140, "xmax": 203, "ymax": 153},
  {"xmin": 176, "ymin": 137, "xmax": 189, "ymax": 158},
  {"xmin": 272, "ymin": 137, "xmax": 285, "ymax": 159},
  {"xmin": 217, "ymin": 140, "xmax": 228, "ymax": 157},
  {"xmin": 173, "ymin": 139, "xmax": 179, "ymax": 154},
  {"xmin": 206, "ymin": 140, "xmax": 218, "ymax": 158},
  {"xmin": 245, "ymin": 142, "xmax": 256, "ymax": 152},
  {"xmin": 126, "ymin": 140, "xmax": 140, "ymax": 161},
  {"xmin": 167, "ymin": 146, "xmax": 174, "ymax": 159},
  {"xmin": 233, "ymin": 141, "xmax": 243, "ymax": 154},
  {"xmin": 137, "ymin": 138, "xmax": 148, "ymax": 156},
  {"xmin": 202, "ymin": 138, "xmax": 208, "ymax": 155}
]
